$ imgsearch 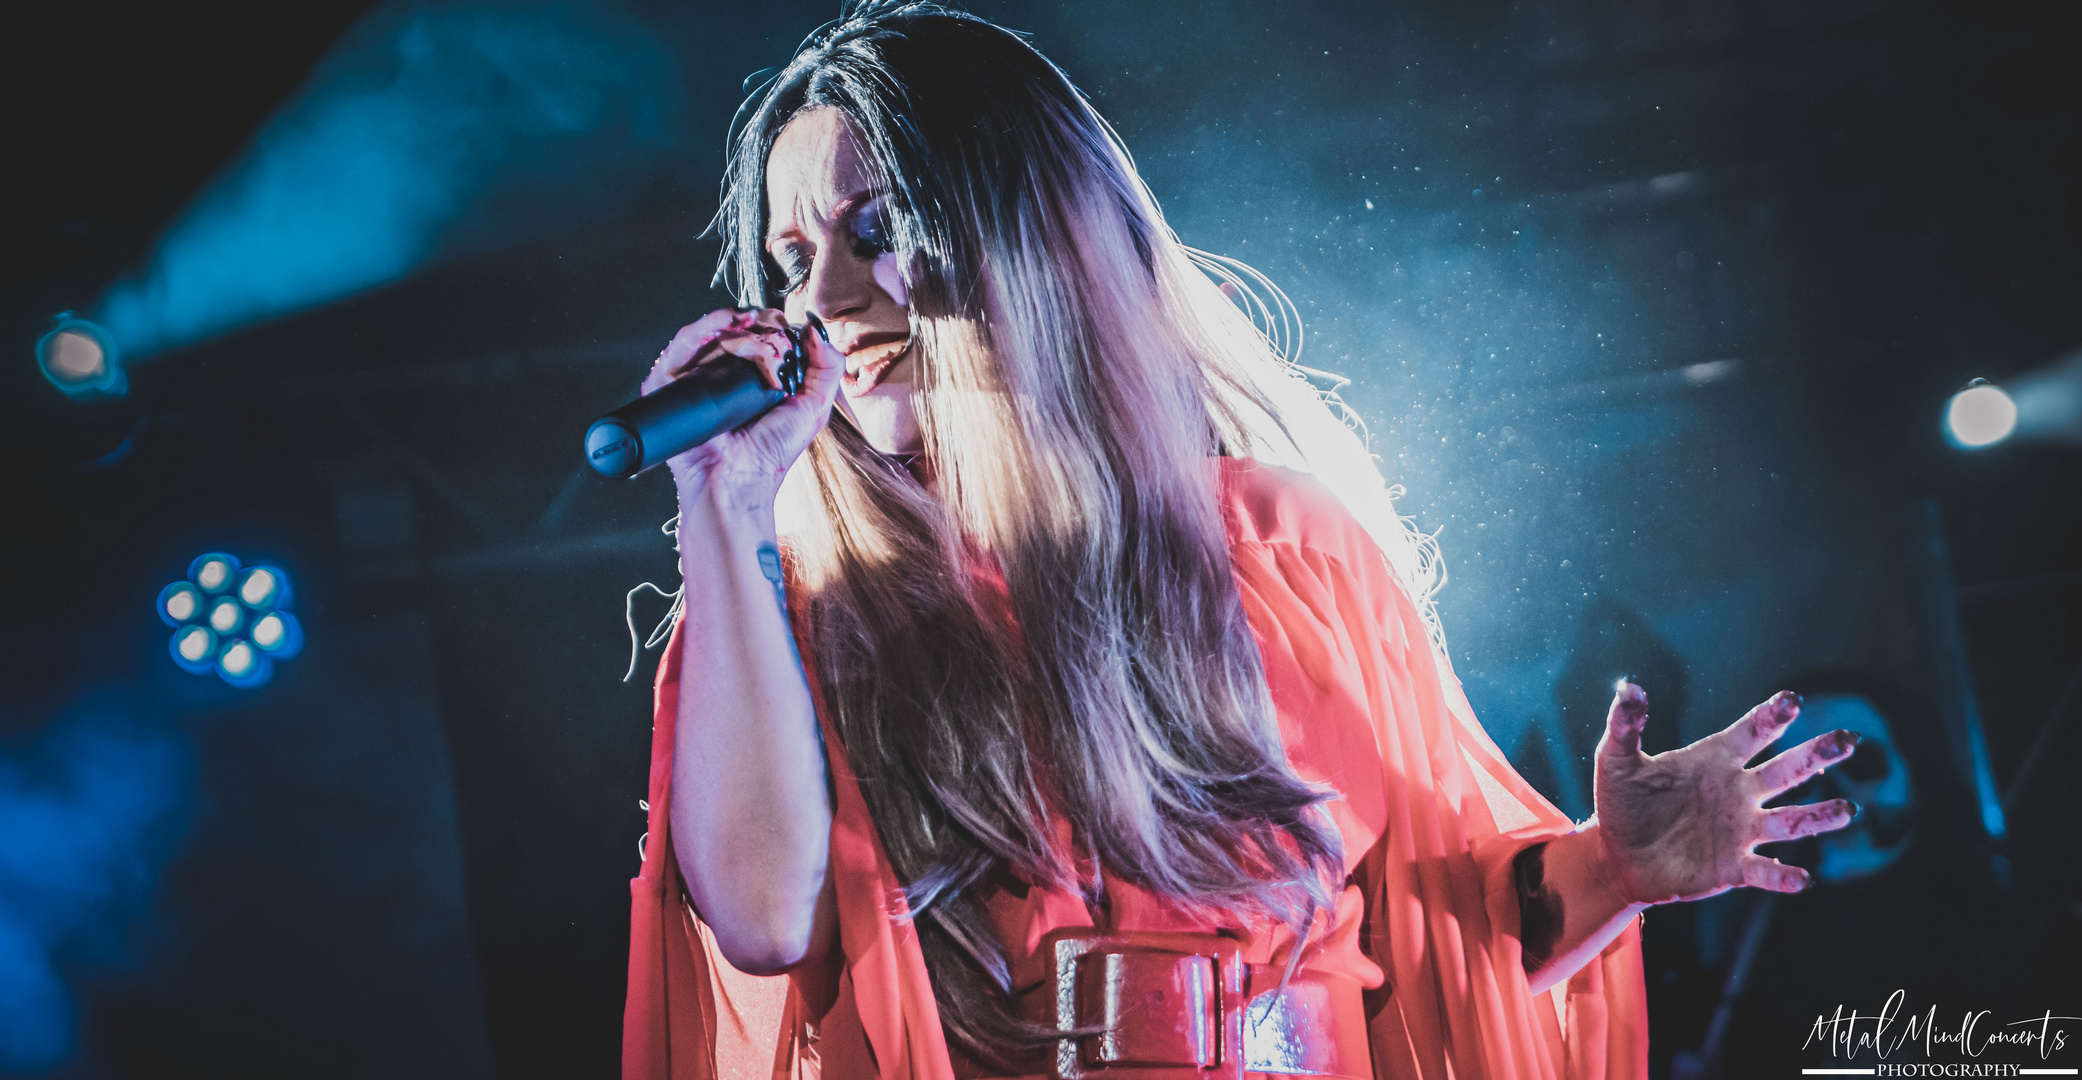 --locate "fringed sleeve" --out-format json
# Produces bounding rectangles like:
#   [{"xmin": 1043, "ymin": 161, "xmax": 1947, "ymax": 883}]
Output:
[
  {"xmin": 625, "ymin": 459, "xmax": 1648, "ymax": 1080},
  {"xmin": 1219, "ymin": 458, "xmax": 1648, "ymax": 1080}
]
